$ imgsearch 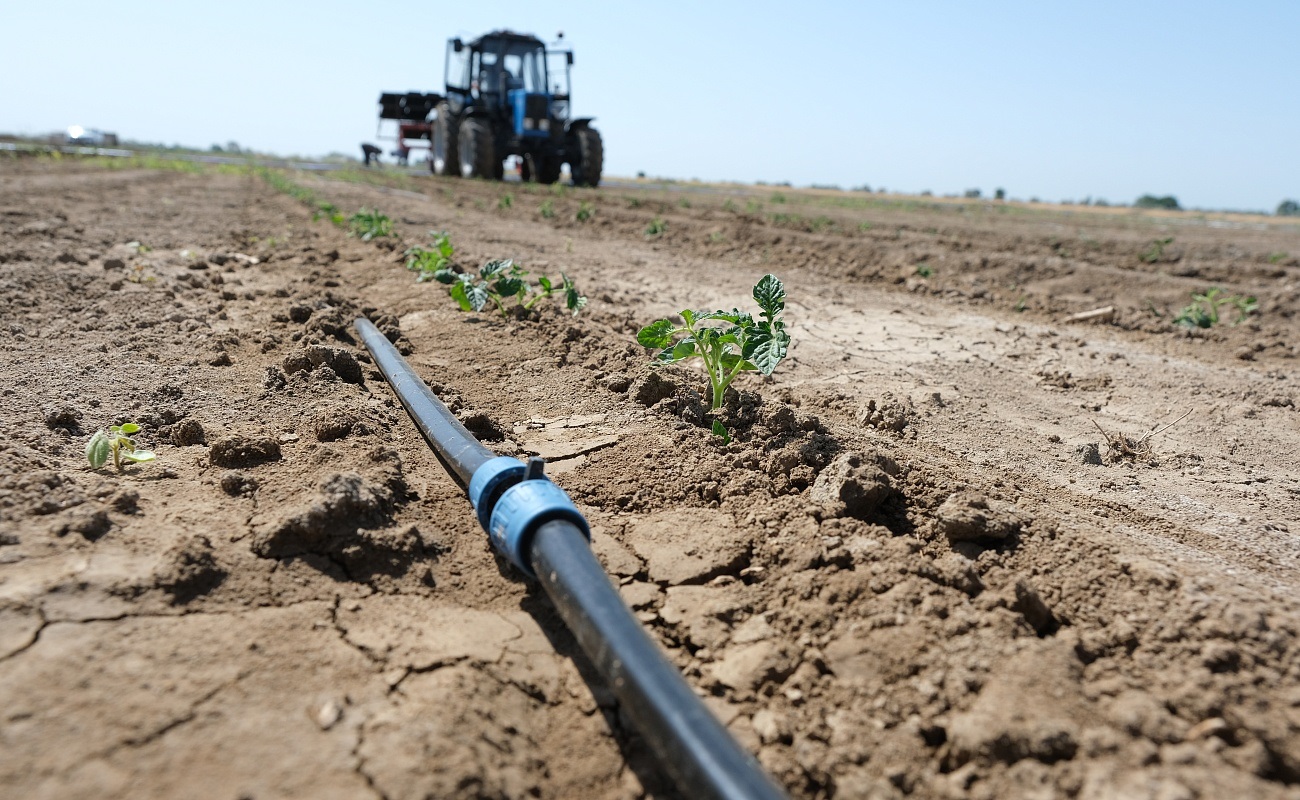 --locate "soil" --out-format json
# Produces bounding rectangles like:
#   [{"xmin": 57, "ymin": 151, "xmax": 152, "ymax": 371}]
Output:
[{"xmin": 2, "ymin": 157, "xmax": 1299, "ymax": 800}]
